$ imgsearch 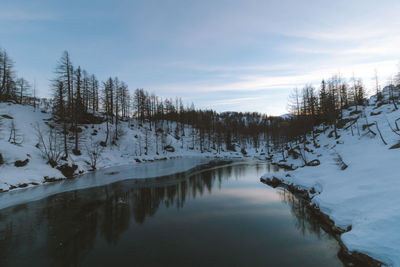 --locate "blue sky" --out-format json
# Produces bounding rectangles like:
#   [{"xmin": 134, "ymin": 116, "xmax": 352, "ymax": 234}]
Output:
[{"xmin": 1, "ymin": 0, "xmax": 400, "ymax": 115}]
